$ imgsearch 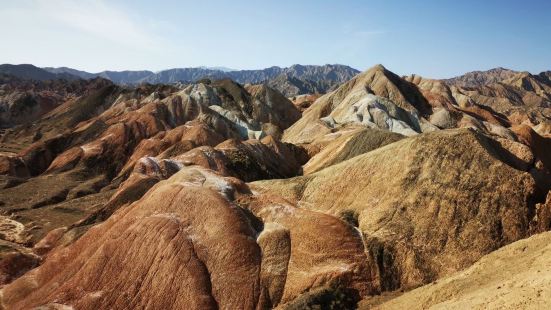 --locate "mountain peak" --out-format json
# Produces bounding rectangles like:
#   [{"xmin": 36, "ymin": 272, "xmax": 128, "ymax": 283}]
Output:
[
  {"xmin": 444, "ymin": 67, "xmax": 520, "ymax": 87},
  {"xmin": 370, "ymin": 64, "xmax": 387, "ymax": 72}
]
